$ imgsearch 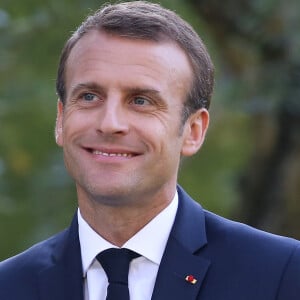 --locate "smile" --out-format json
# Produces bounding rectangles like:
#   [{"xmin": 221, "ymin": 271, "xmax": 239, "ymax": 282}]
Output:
[{"xmin": 92, "ymin": 150, "xmax": 134, "ymax": 158}]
